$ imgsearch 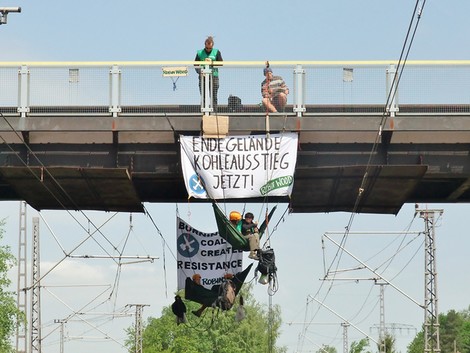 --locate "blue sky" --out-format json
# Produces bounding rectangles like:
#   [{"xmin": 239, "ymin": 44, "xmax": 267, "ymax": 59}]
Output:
[
  {"xmin": 2, "ymin": 1, "xmax": 470, "ymax": 353},
  {"xmin": 2, "ymin": 0, "xmax": 470, "ymax": 62}
]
